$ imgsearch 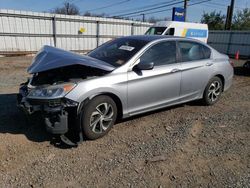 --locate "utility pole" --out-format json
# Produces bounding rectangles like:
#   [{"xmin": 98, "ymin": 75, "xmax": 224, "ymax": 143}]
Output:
[
  {"xmin": 225, "ymin": 0, "xmax": 235, "ymax": 30},
  {"xmin": 141, "ymin": 13, "xmax": 145, "ymax": 22},
  {"xmin": 225, "ymin": 6, "xmax": 231, "ymax": 30},
  {"xmin": 184, "ymin": 0, "xmax": 188, "ymax": 21}
]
